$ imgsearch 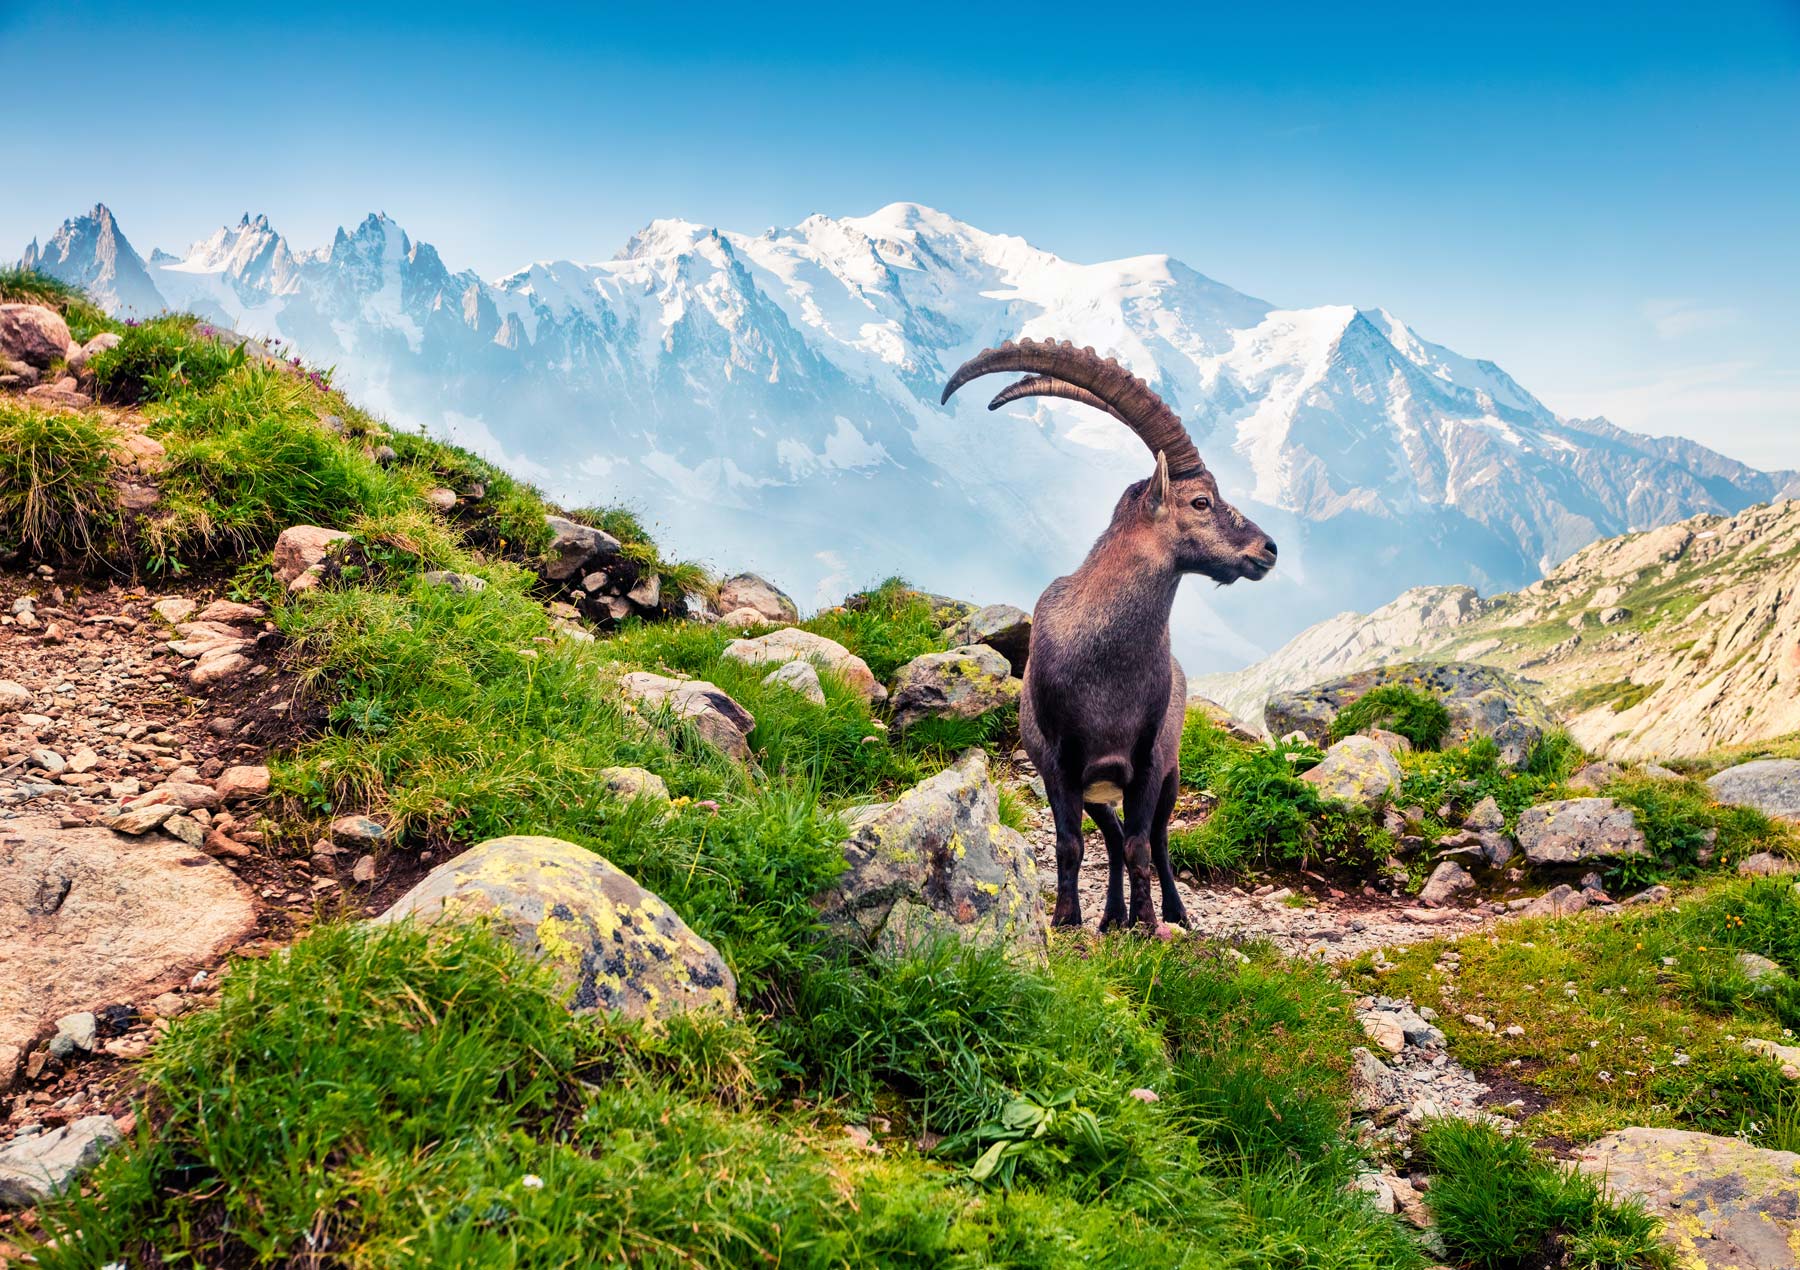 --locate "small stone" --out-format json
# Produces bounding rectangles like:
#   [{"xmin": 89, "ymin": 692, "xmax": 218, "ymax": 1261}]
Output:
[
  {"xmin": 352, "ymin": 854, "xmax": 377, "ymax": 883},
  {"xmin": 54, "ymin": 1011, "xmax": 98, "ymax": 1053},
  {"xmin": 763, "ymin": 658, "xmax": 826, "ymax": 705},
  {"xmin": 105, "ymin": 803, "xmax": 179, "ymax": 835},
  {"xmin": 28, "ymin": 748, "xmax": 66, "ymax": 775},
  {"xmin": 423, "ymin": 486, "xmax": 458, "ymax": 511},
  {"xmin": 0, "ymin": 1115, "xmax": 121, "ymax": 1209},
  {"xmin": 1738, "ymin": 852, "xmax": 1798, "ymax": 878},
  {"xmin": 213, "ymin": 764, "xmax": 271, "ymax": 802},
  {"xmin": 0, "ymin": 680, "xmax": 31, "ymax": 713},
  {"xmin": 330, "ymin": 815, "xmax": 387, "ymax": 845},
  {"xmin": 163, "ymin": 813, "xmax": 205, "ymax": 847}
]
